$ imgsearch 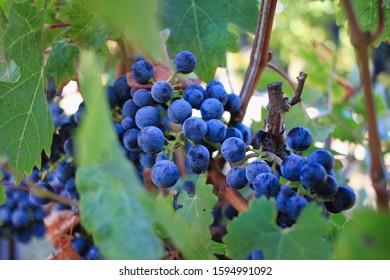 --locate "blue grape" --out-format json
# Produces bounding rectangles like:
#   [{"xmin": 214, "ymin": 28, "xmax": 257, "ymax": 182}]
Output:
[
  {"xmin": 139, "ymin": 153, "xmax": 156, "ymax": 168},
  {"xmin": 132, "ymin": 89, "xmax": 152, "ymax": 107},
  {"xmin": 184, "ymin": 88, "xmax": 204, "ymax": 109},
  {"xmin": 226, "ymin": 166, "xmax": 248, "ymax": 189},
  {"xmin": 225, "ymin": 93, "xmax": 242, "ymax": 113},
  {"xmin": 16, "ymin": 229, "xmax": 32, "ymax": 243},
  {"xmin": 85, "ymin": 245, "xmax": 101, "ymax": 260},
  {"xmin": 221, "ymin": 137, "xmax": 246, "ymax": 163},
  {"xmin": 299, "ymin": 163, "xmax": 327, "ymax": 189},
  {"xmin": 206, "ymin": 80, "xmax": 223, "ymax": 91},
  {"xmin": 63, "ymin": 138, "xmax": 74, "ymax": 157},
  {"xmin": 182, "ymin": 180, "xmax": 196, "ymax": 196},
  {"xmin": 113, "ymin": 75, "xmax": 131, "ymax": 101},
  {"xmin": 276, "ymin": 186, "xmax": 296, "ymax": 213},
  {"xmin": 224, "ymin": 127, "xmax": 243, "ymax": 141},
  {"xmin": 324, "ymin": 186, "xmax": 356, "ymax": 213},
  {"xmin": 66, "ymin": 178, "xmax": 78, "ymax": 199},
  {"xmin": 182, "ymin": 117, "xmax": 207, "ymax": 141},
  {"xmin": 155, "ymin": 151, "xmax": 169, "ymax": 162},
  {"xmin": 205, "ymin": 119, "xmax": 226, "ymax": 143},
  {"xmin": 151, "ymin": 160, "xmax": 179, "ymax": 188},
  {"xmin": 187, "ymin": 144, "xmax": 210, "ymax": 173},
  {"xmin": 123, "ymin": 128, "xmax": 140, "ymax": 151},
  {"xmin": 135, "ymin": 106, "xmax": 160, "ymax": 129},
  {"xmin": 307, "ymin": 149, "xmax": 334, "ymax": 172},
  {"xmin": 72, "ymin": 236, "xmax": 90, "ymax": 255},
  {"xmin": 280, "ymin": 154, "xmax": 306, "ymax": 182},
  {"xmin": 285, "ymin": 196, "xmax": 308, "ymax": 220},
  {"xmin": 29, "ymin": 182, "xmax": 55, "ymax": 205},
  {"xmin": 56, "ymin": 161, "xmax": 75, "ymax": 183},
  {"xmin": 313, "ymin": 176, "xmax": 338, "ymax": 199},
  {"xmin": 107, "ymin": 86, "xmax": 119, "ymax": 108},
  {"xmin": 167, "ymin": 99, "xmax": 192, "ymax": 124},
  {"xmin": 287, "ymin": 126, "xmax": 313, "ymax": 151},
  {"xmin": 122, "ymin": 100, "xmax": 139, "ymax": 119},
  {"xmin": 32, "ymin": 222, "xmax": 46, "ymax": 237},
  {"xmin": 151, "ymin": 81, "xmax": 174, "ymax": 103},
  {"xmin": 253, "ymin": 173, "xmax": 279, "ymax": 199},
  {"xmin": 121, "ymin": 117, "xmax": 136, "ymax": 130},
  {"xmin": 131, "ymin": 60, "xmax": 154, "ymax": 84},
  {"xmin": 234, "ymin": 123, "xmax": 252, "ymax": 145},
  {"xmin": 277, "ymin": 212, "xmax": 295, "ymax": 228},
  {"xmin": 0, "ymin": 206, "xmax": 11, "ymax": 224},
  {"xmin": 224, "ymin": 204, "xmax": 239, "ymax": 220},
  {"xmin": 206, "ymin": 85, "xmax": 228, "ymax": 105},
  {"xmin": 137, "ymin": 126, "xmax": 164, "ymax": 153},
  {"xmin": 28, "ymin": 169, "xmax": 41, "ymax": 183},
  {"xmin": 174, "ymin": 51, "xmax": 197, "ymax": 74},
  {"xmin": 11, "ymin": 208, "xmax": 30, "ymax": 228},
  {"xmin": 200, "ymin": 98, "xmax": 224, "ymax": 120},
  {"xmin": 115, "ymin": 123, "xmax": 126, "ymax": 140},
  {"xmin": 249, "ymin": 250, "xmax": 264, "ymax": 260},
  {"xmin": 245, "ymin": 160, "xmax": 271, "ymax": 184}
]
